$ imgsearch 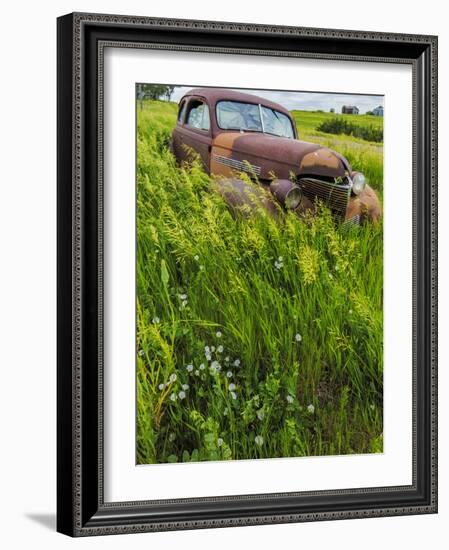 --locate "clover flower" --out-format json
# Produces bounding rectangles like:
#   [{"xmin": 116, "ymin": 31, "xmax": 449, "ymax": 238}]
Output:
[
  {"xmin": 205, "ymin": 345, "xmax": 210, "ymax": 354},
  {"xmin": 216, "ymin": 331, "xmax": 222, "ymax": 338},
  {"xmin": 152, "ymin": 317, "xmax": 160, "ymax": 324},
  {"xmin": 228, "ymin": 383, "xmax": 236, "ymax": 392},
  {"xmin": 217, "ymin": 345, "xmax": 224, "ymax": 353},
  {"xmin": 217, "ymin": 438, "xmax": 224, "ymax": 447},
  {"xmin": 295, "ymin": 333, "xmax": 302, "ymax": 342},
  {"xmin": 178, "ymin": 391, "xmax": 186, "ymax": 400},
  {"xmin": 168, "ymin": 433, "xmax": 176, "ymax": 442},
  {"xmin": 256, "ymin": 409, "xmax": 265, "ymax": 421},
  {"xmin": 225, "ymin": 356, "xmax": 230, "ymax": 363},
  {"xmin": 169, "ymin": 373, "xmax": 177, "ymax": 383},
  {"xmin": 170, "ymin": 393, "xmax": 177, "ymax": 402},
  {"xmin": 230, "ymin": 391, "xmax": 237, "ymax": 400},
  {"xmin": 274, "ymin": 257, "xmax": 284, "ymax": 270},
  {"xmin": 158, "ymin": 383, "xmax": 165, "ymax": 391},
  {"xmin": 181, "ymin": 300, "xmax": 188, "ymax": 308},
  {"xmin": 186, "ymin": 364, "xmax": 194, "ymax": 373},
  {"xmin": 223, "ymin": 407, "xmax": 228, "ymax": 416},
  {"xmin": 226, "ymin": 371, "xmax": 233, "ymax": 378},
  {"xmin": 233, "ymin": 359, "xmax": 241, "ymax": 367},
  {"xmin": 307, "ymin": 404, "xmax": 315, "ymax": 414},
  {"xmin": 138, "ymin": 349, "xmax": 144, "ymax": 356},
  {"xmin": 179, "ymin": 293, "xmax": 187, "ymax": 300},
  {"xmin": 255, "ymin": 435, "xmax": 264, "ymax": 446},
  {"xmin": 205, "ymin": 353, "xmax": 212, "ymax": 361},
  {"xmin": 286, "ymin": 395, "xmax": 294, "ymax": 404},
  {"xmin": 194, "ymin": 255, "xmax": 200, "ymax": 261},
  {"xmin": 194, "ymin": 369, "xmax": 200, "ymax": 376},
  {"xmin": 181, "ymin": 384, "xmax": 189, "ymax": 391},
  {"xmin": 211, "ymin": 346, "xmax": 216, "ymax": 352},
  {"xmin": 199, "ymin": 363, "xmax": 206, "ymax": 371}
]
